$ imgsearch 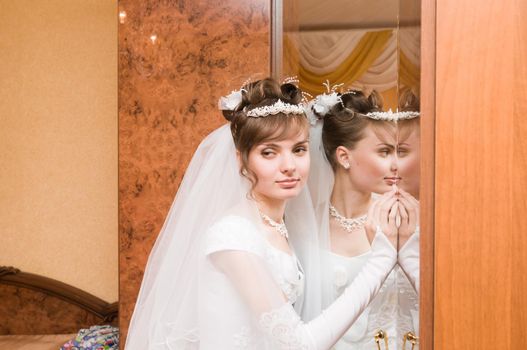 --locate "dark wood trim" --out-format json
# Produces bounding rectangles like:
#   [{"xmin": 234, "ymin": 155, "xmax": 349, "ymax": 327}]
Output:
[
  {"xmin": 270, "ymin": 0, "xmax": 283, "ymax": 79},
  {"xmin": 297, "ymin": 20, "xmax": 420, "ymax": 32},
  {"xmin": 0, "ymin": 266, "xmax": 117, "ymax": 322},
  {"xmin": 420, "ymin": 0, "xmax": 435, "ymax": 348}
]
